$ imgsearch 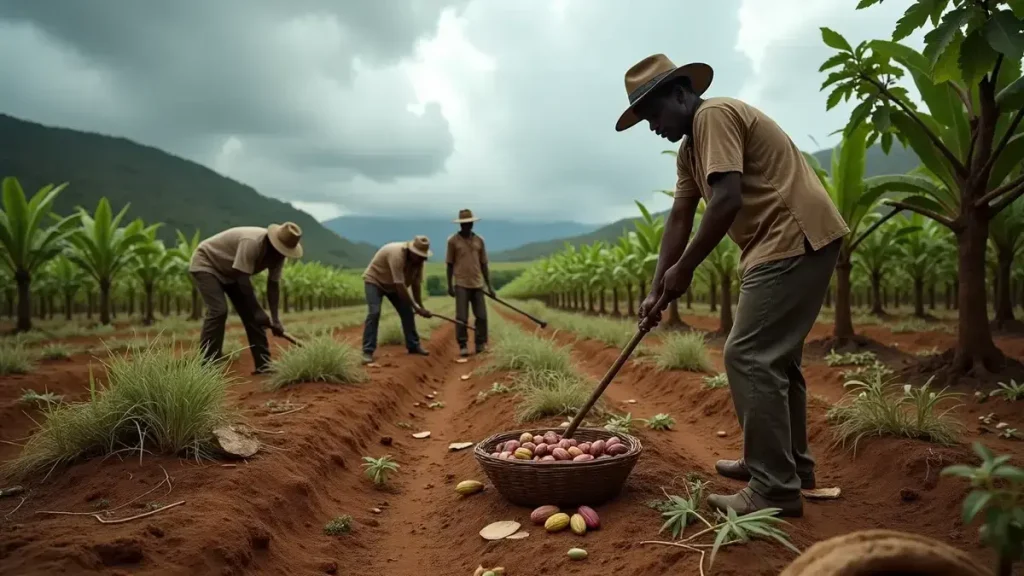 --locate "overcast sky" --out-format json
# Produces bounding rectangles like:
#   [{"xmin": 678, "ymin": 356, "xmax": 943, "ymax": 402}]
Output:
[{"xmin": 0, "ymin": 0, "xmax": 923, "ymax": 224}]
